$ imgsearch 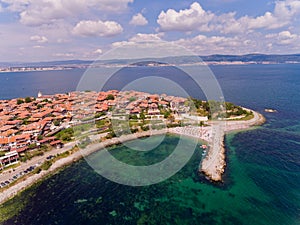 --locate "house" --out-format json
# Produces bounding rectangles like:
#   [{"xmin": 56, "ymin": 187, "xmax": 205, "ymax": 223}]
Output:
[
  {"xmin": 36, "ymin": 91, "xmax": 54, "ymax": 101},
  {"xmin": 50, "ymin": 140, "xmax": 64, "ymax": 149},
  {"xmin": 148, "ymin": 103, "xmax": 160, "ymax": 115},
  {"xmin": 130, "ymin": 108, "xmax": 141, "ymax": 115},
  {"xmin": 0, "ymin": 151, "xmax": 19, "ymax": 170},
  {"xmin": 31, "ymin": 109, "xmax": 53, "ymax": 119}
]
